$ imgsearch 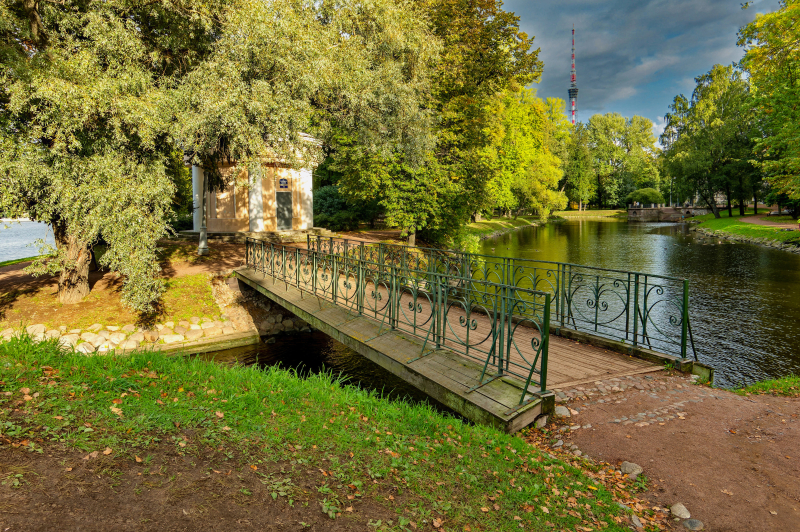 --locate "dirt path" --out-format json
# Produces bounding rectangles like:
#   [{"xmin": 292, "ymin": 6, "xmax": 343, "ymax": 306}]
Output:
[
  {"xmin": 739, "ymin": 215, "xmax": 798, "ymax": 229},
  {"xmin": 542, "ymin": 372, "xmax": 800, "ymax": 531}
]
